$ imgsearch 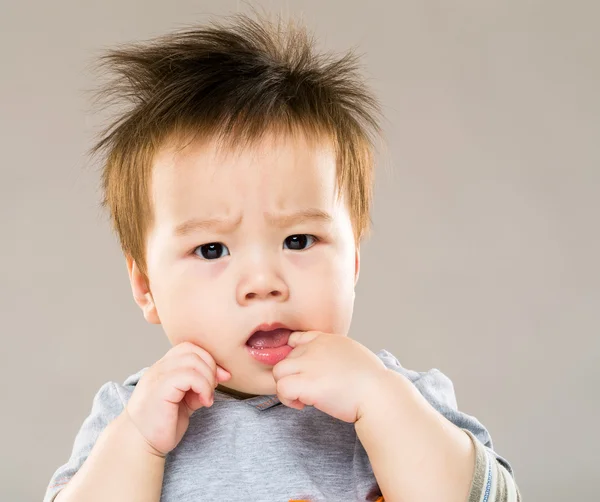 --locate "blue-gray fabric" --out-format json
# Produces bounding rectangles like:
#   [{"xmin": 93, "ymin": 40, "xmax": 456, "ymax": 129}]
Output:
[{"xmin": 43, "ymin": 349, "xmax": 513, "ymax": 502}]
